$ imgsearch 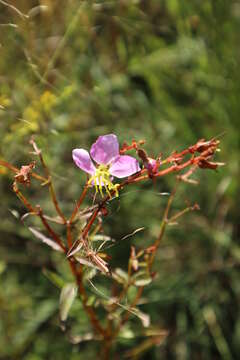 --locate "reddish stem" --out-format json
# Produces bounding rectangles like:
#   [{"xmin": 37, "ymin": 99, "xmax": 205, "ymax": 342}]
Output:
[
  {"xmin": 68, "ymin": 258, "xmax": 106, "ymax": 337},
  {"xmin": 36, "ymin": 205, "xmax": 67, "ymax": 252},
  {"xmin": 69, "ymin": 180, "xmax": 89, "ymax": 224},
  {"xmin": 0, "ymin": 159, "xmax": 46, "ymax": 182}
]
